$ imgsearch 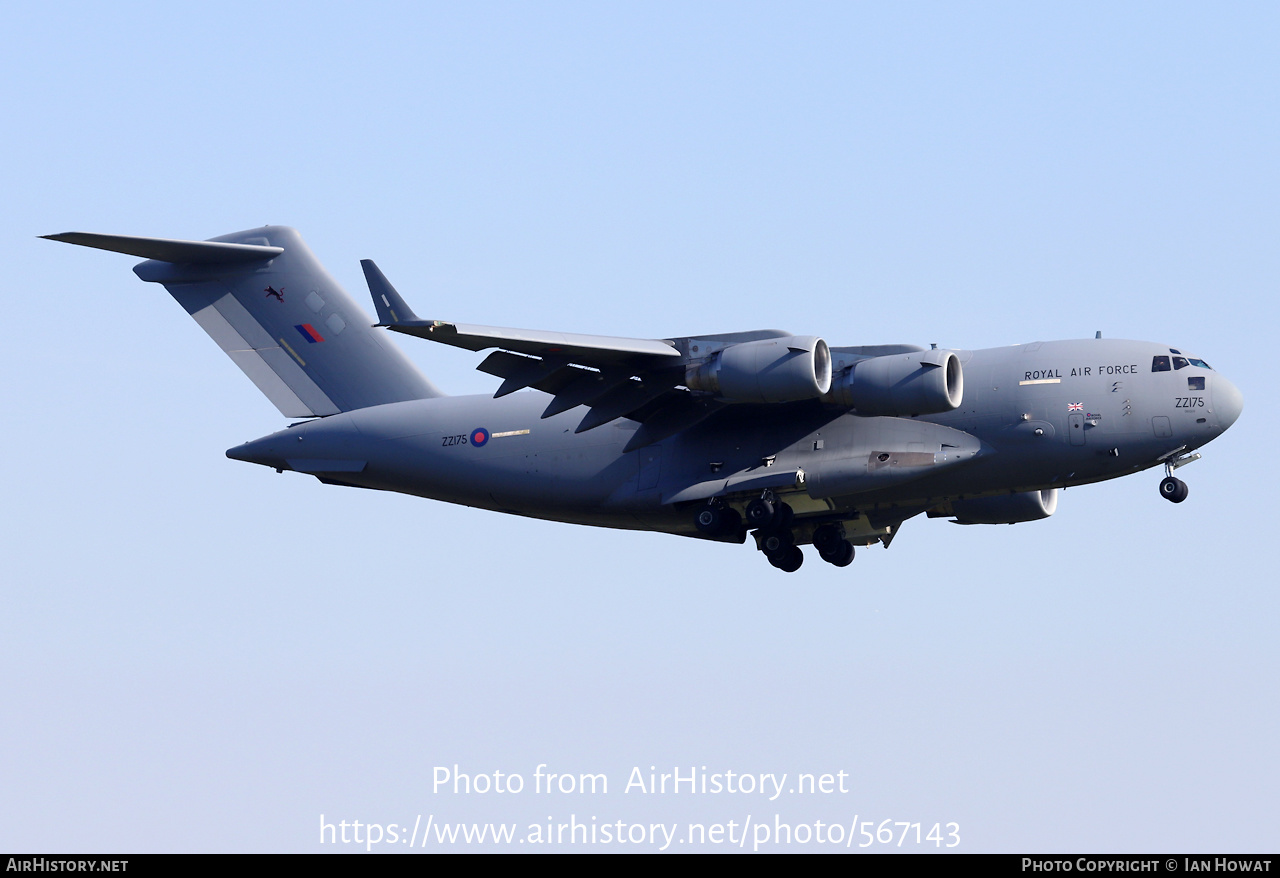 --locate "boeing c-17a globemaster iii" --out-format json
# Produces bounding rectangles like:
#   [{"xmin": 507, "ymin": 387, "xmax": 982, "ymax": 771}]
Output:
[{"xmin": 45, "ymin": 226, "xmax": 1244, "ymax": 573}]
